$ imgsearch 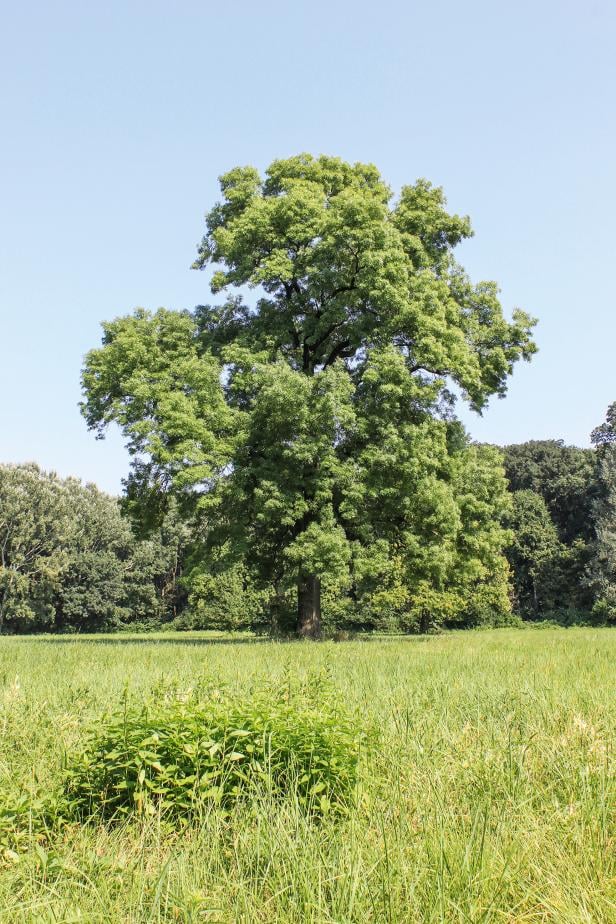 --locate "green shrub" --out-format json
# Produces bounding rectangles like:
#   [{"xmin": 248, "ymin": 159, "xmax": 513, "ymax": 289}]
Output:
[
  {"xmin": 63, "ymin": 675, "xmax": 364, "ymax": 822},
  {"xmin": 0, "ymin": 791, "xmax": 52, "ymax": 855}
]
